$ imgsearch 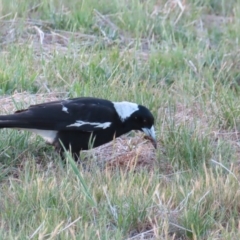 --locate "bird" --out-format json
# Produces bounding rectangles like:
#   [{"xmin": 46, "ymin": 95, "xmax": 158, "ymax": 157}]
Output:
[{"xmin": 0, "ymin": 97, "xmax": 157, "ymax": 160}]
